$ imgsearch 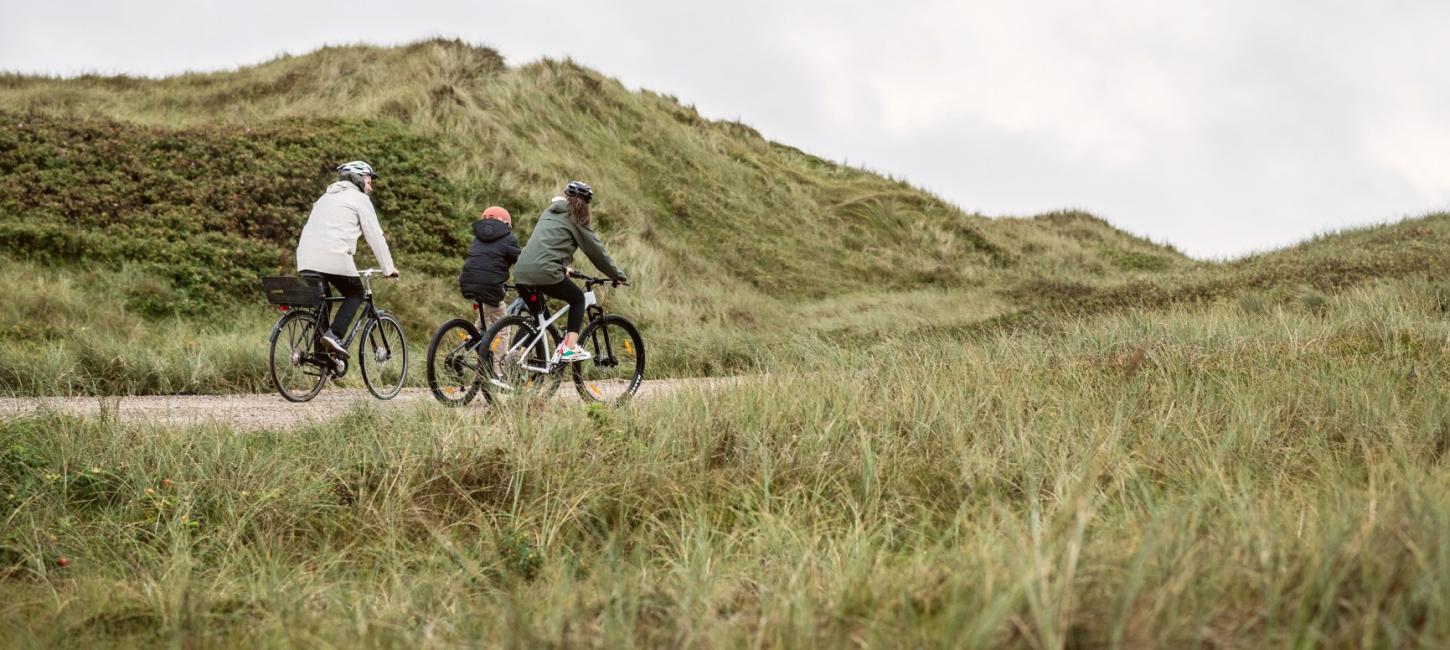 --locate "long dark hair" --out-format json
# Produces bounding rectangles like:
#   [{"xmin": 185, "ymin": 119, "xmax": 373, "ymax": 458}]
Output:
[{"xmin": 567, "ymin": 195, "xmax": 591, "ymax": 227}]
